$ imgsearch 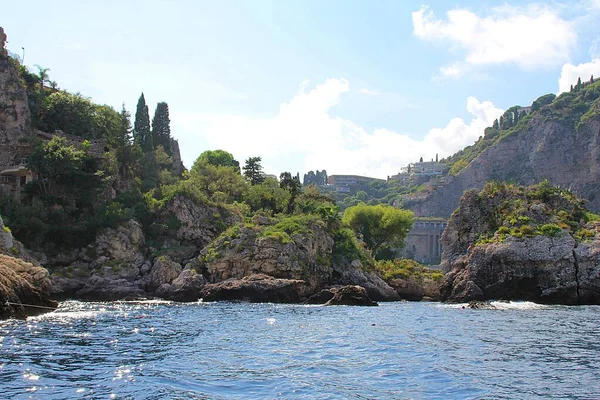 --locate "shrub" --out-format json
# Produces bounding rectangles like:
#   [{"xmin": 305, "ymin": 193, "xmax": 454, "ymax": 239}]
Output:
[{"xmin": 537, "ymin": 223, "xmax": 562, "ymax": 237}]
